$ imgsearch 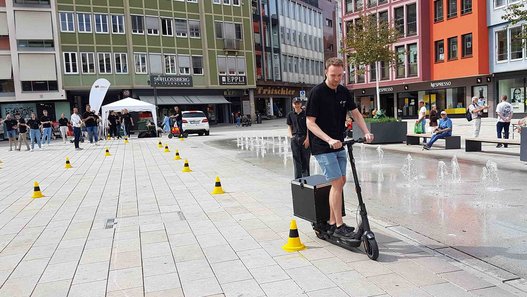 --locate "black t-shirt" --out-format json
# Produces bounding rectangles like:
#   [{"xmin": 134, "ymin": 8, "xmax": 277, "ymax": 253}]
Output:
[
  {"xmin": 122, "ymin": 114, "xmax": 132, "ymax": 125},
  {"xmin": 83, "ymin": 112, "xmax": 98, "ymax": 127},
  {"xmin": 18, "ymin": 118, "xmax": 27, "ymax": 133},
  {"xmin": 286, "ymin": 110, "xmax": 308, "ymax": 137},
  {"xmin": 27, "ymin": 119, "xmax": 41, "ymax": 130},
  {"xmin": 108, "ymin": 114, "xmax": 117, "ymax": 125},
  {"xmin": 4, "ymin": 119, "xmax": 18, "ymax": 131},
  {"xmin": 40, "ymin": 115, "xmax": 51, "ymax": 128},
  {"xmin": 58, "ymin": 118, "xmax": 69, "ymax": 126},
  {"xmin": 305, "ymin": 82, "xmax": 357, "ymax": 155}
]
